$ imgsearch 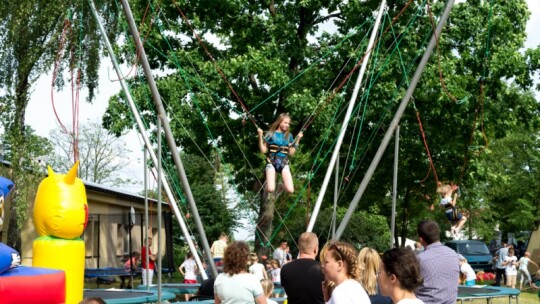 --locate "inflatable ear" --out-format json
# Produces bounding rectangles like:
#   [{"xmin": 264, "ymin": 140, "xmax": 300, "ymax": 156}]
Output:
[{"xmin": 0, "ymin": 242, "xmax": 20, "ymax": 275}]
